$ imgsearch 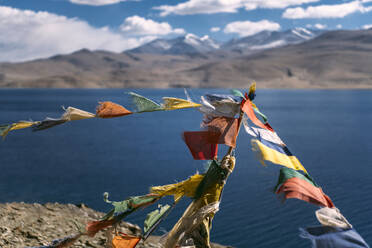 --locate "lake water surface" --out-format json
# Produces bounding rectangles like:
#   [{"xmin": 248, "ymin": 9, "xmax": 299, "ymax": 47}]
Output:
[{"xmin": 0, "ymin": 89, "xmax": 371, "ymax": 247}]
